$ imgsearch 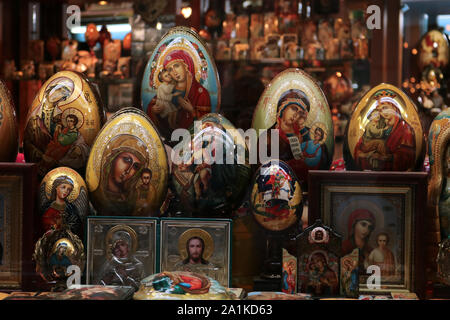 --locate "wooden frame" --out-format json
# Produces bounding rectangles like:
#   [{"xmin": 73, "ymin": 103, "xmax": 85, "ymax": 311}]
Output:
[
  {"xmin": 308, "ymin": 170, "xmax": 427, "ymax": 298},
  {"xmin": 0, "ymin": 163, "xmax": 38, "ymax": 291}
]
